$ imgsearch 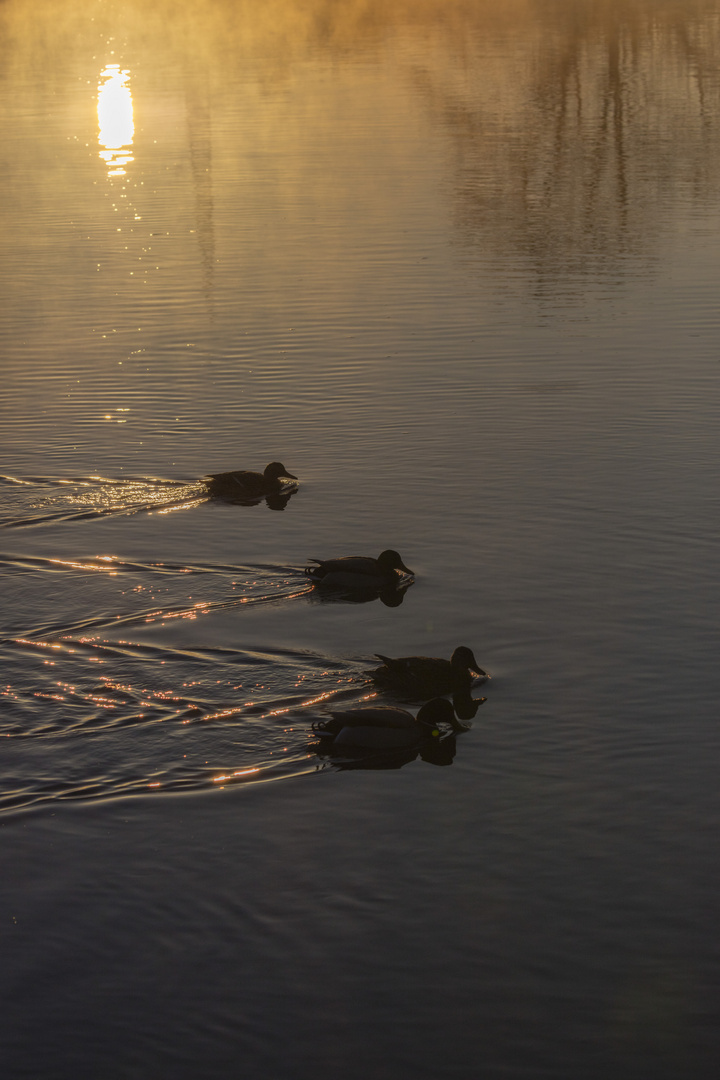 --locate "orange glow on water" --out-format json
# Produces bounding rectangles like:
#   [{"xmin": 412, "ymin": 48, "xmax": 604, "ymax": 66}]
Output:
[{"xmin": 213, "ymin": 768, "xmax": 261, "ymax": 783}]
